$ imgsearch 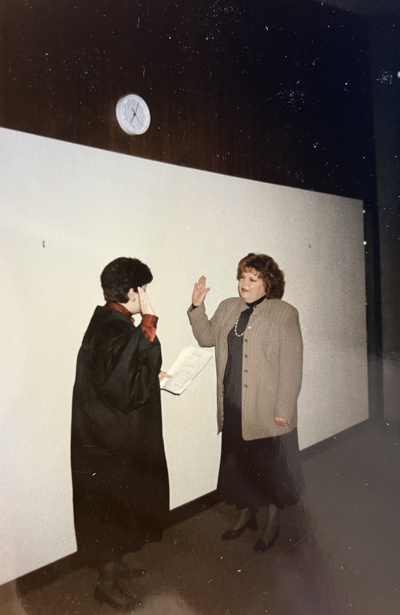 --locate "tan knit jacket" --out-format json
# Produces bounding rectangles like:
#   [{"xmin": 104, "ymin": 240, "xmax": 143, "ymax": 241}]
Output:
[{"xmin": 188, "ymin": 297, "xmax": 303, "ymax": 440}]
